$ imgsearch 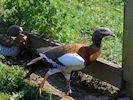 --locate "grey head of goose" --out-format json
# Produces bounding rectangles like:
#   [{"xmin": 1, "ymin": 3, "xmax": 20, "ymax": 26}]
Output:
[{"xmin": 92, "ymin": 27, "xmax": 114, "ymax": 48}]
